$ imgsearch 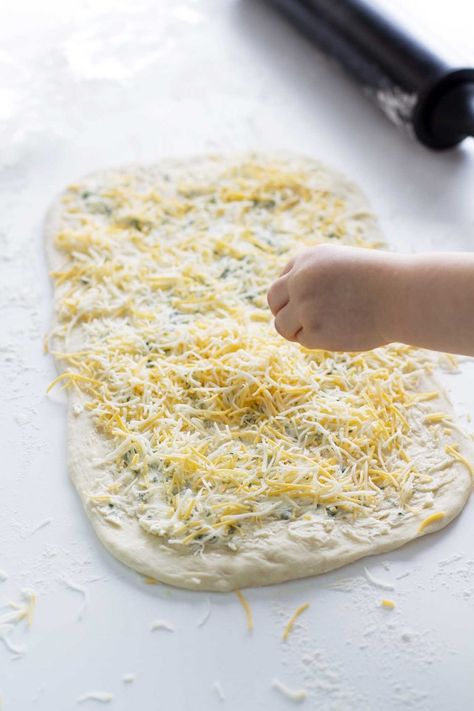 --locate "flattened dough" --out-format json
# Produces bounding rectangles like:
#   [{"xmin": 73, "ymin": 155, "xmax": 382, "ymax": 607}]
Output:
[{"xmin": 46, "ymin": 154, "xmax": 473, "ymax": 591}]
